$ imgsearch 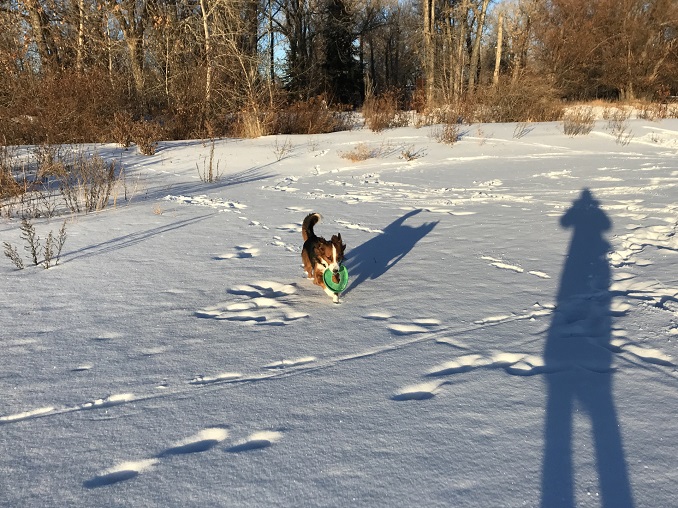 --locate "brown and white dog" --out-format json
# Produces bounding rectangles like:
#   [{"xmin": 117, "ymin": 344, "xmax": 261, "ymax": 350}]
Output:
[{"xmin": 301, "ymin": 213, "xmax": 346, "ymax": 302}]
